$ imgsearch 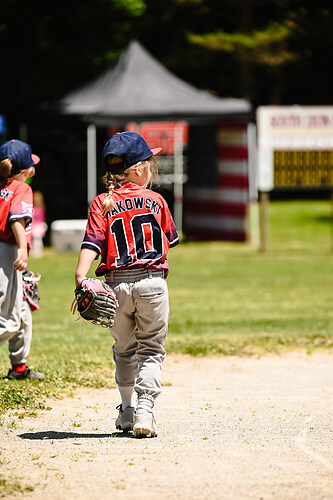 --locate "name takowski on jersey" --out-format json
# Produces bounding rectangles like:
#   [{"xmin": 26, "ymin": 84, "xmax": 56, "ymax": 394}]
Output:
[{"xmin": 108, "ymin": 196, "xmax": 162, "ymax": 217}]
